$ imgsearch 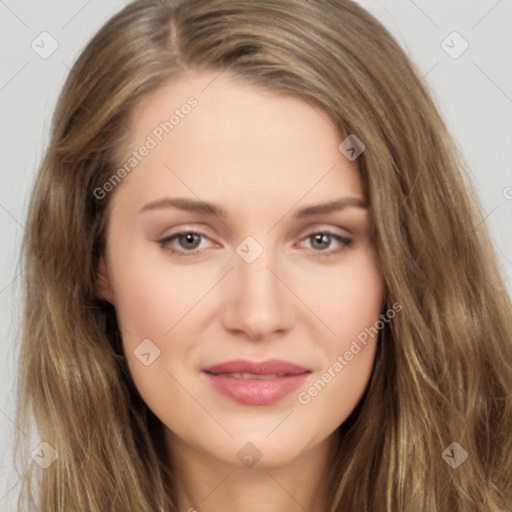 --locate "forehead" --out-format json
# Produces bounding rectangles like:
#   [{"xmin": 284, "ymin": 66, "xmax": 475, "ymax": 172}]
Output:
[{"xmin": 111, "ymin": 70, "xmax": 364, "ymax": 216}]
